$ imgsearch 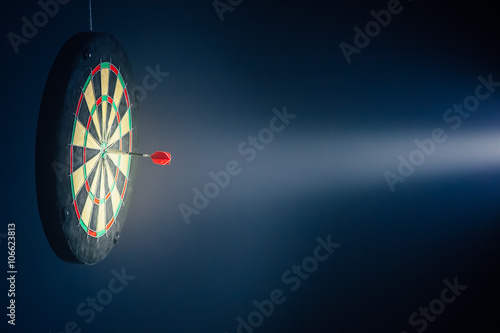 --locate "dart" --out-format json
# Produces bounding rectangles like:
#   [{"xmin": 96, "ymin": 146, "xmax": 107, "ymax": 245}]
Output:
[{"xmin": 107, "ymin": 150, "xmax": 171, "ymax": 165}]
